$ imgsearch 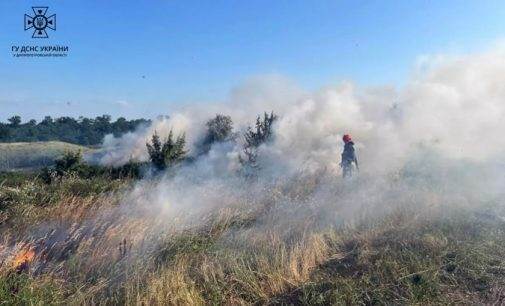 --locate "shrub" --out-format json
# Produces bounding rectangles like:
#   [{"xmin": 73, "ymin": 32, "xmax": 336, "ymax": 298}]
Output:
[
  {"xmin": 40, "ymin": 151, "xmax": 144, "ymax": 183},
  {"xmin": 54, "ymin": 150, "xmax": 82, "ymax": 175},
  {"xmin": 146, "ymin": 130, "xmax": 187, "ymax": 171},
  {"xmin": 239, "ymin": 112, "xmax": 277, "ymax": 170},
  {"xmin": 107, "ymin": 160, "xmax": 145, "ymax": 179},
  {"xmin": 199, "ymin": 114, "xmax": 234, "ymax": 154}
]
